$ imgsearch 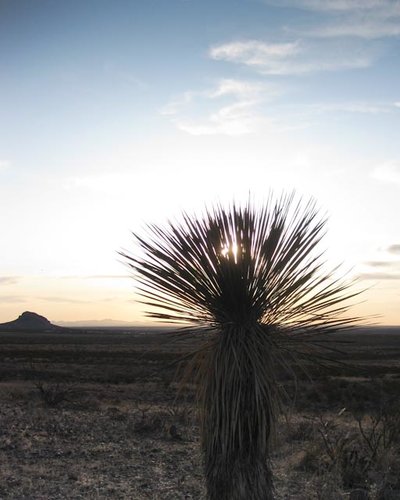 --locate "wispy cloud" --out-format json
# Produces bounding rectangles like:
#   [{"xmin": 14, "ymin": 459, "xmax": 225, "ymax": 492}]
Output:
[
  {"xmin": 371, "ymin": 160, "xmax": 400, "ymax": 185},
  {"xmin": 0, "ymin": 295, "xmax": 27, "ymax": 303},
  {"xmin": 162, "ymin": 79, "xmax": 270, "ymax": 115},
  {"xmin": 166, "ymin": 2, "xmax": 396, "ymax": 135},
  {"xmin": 209, "ymin": 39, "xmax": 371, "ymax": 75},
  {"xmin": 273, "ymin": 0, "xmax": 399, "ymax": 13},
  {"xmin": 365, "ymin": 261, "xmax": 397, "ymax": 268},
  {"xmin": 387, "ymin": 244, "xmax": 400, "ymax": 255},
  {"xmin": 85, "ymin": 275, "xmax": 130, "ymax": 280},
  {"xmin": 306, "ymin": 20, "xmax": 400, "ymax": 39},
  {"xmin": 359, "ymin": 245, "xmax": 400, "ymax": 280},
  {"xmin": 275, "ymin": 0, "xmax": 400, "ymax": 39},
  {"xmin": 61, "ymin": 274, "xmax": 130, "ymax": 280},
  {"xmin": 175, "ymin": 101, "xmax": 265, "ymax": 136},
  {"xmin": 0, "ymin": 160, "xmax": 10, "ymax": 171},
  {"xmin": 0, "ymin": 276, "xmax": 20, "ymax": 285},
  {"xmin": 161, "ymin": 91, "xmax": 197, "ymax": 117},
  {"xmin": 39, "ymin": 296, "xmax": 89, "ymax": 304},
  {"xmin": 209, "ymin": 40, "xmax": 300, "ymax": 74},
  {"xmin": 162, "ymin": 78, "xmax": 278, "ymax": 135},
  {"xmin": 208, "ymin": 79, "xmax": 269, "ymax": 99},
  {"xmin": 309, "ymin": 101, "xmax": 396, "ymax": 114},
  {"xmin": 358, "ymin": 272, "xmax": 400, "ymax": 280},
  {"xmin": 163, "ymin": 78, "xmax": 392, "ymax": 136}
]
